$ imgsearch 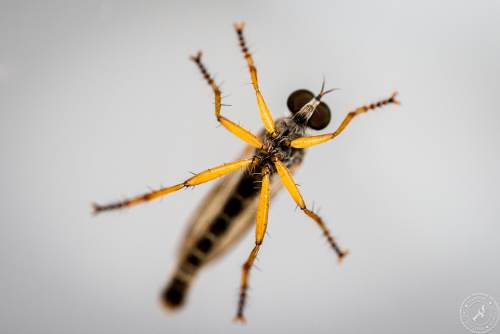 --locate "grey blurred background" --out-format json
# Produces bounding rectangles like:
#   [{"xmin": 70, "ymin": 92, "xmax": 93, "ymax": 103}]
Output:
[{"xmin": 1, "ymin": 0, "xmax": 499, "ymax": 333}]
